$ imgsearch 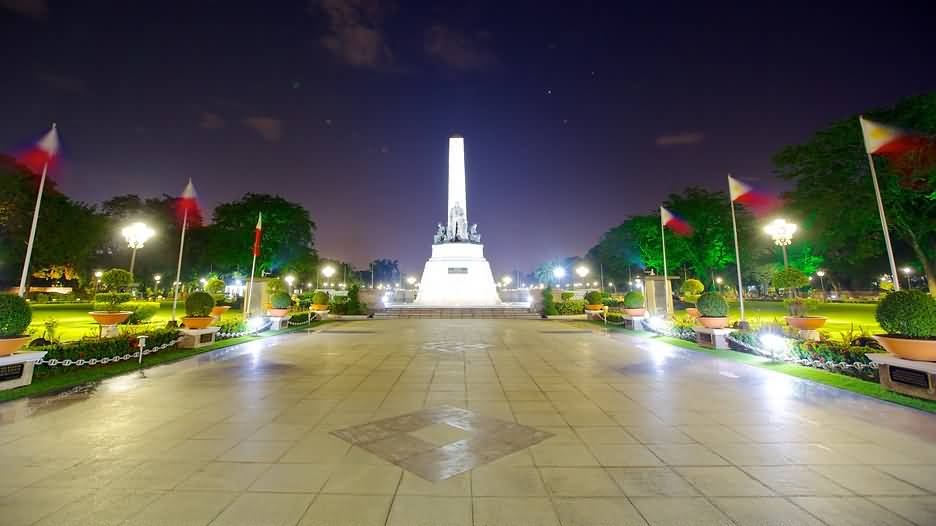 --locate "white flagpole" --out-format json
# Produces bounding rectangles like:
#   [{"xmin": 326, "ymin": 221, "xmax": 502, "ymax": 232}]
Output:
[
  {"xmin": 245, "ymin": 253, "xmax": 258, "ymax": 317},
  {"xmin": 865, "ymin": 152, "xmax": 901, "ymax": 290},
  {"xmin": 170, "ymin": 208, "xmax": 188, "ymax": 322},
  {"xmin": 17, "ymin": 158, "xmax": 50, "ymax": 297},
  {"xmin": 729, "ymin": 195, "xmax": 746, "ymax": 321},
  {"xmin": 660, "ymin": 209, "xmax": 669, "ymax": 311}
]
